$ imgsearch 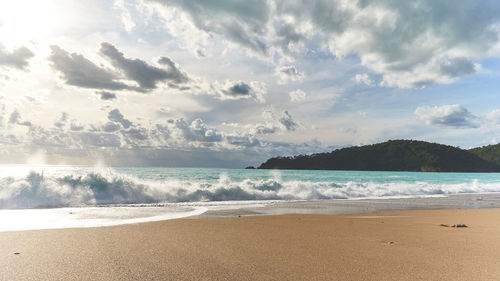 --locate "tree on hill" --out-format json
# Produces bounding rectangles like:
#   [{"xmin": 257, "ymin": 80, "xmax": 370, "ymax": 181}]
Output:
[{"xmin": 258, "ymin": 140, "xmax": 500, "ymax": 172}]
